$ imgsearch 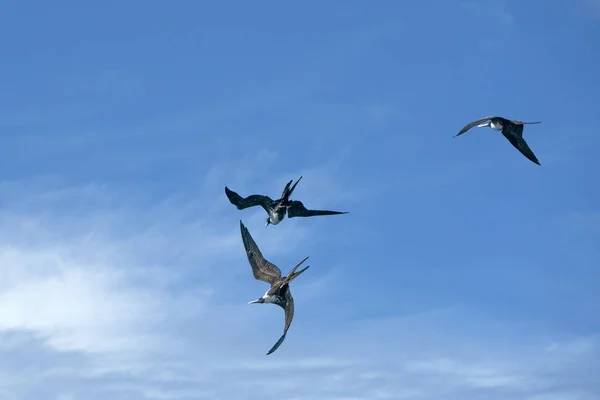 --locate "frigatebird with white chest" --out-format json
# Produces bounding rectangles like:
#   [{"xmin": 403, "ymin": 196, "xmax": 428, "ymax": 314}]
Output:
[
  {"xmin": 225, "ymin": 176, "xmax": 348, "ymax": 227},
  {"xmin": 240, "ymin": 220, "xmax": 310, "ymax": 355},
  {"xmin": 454, "ymin": 116, "xmax": 542, "ymax": 165}
]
